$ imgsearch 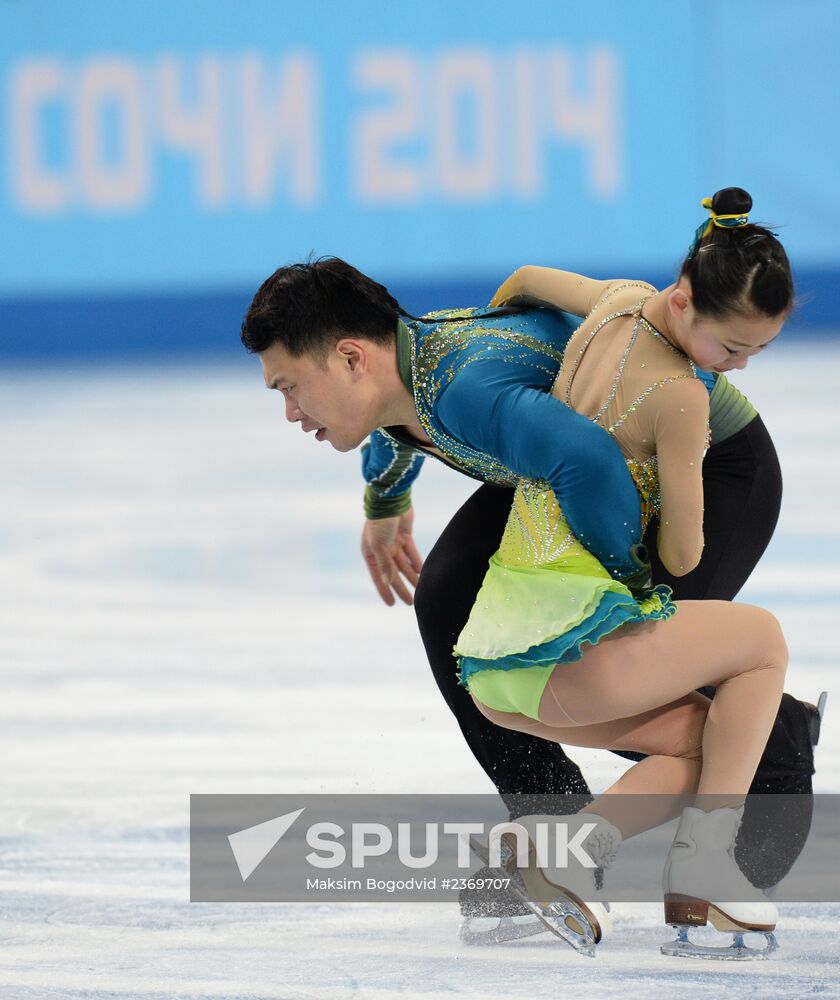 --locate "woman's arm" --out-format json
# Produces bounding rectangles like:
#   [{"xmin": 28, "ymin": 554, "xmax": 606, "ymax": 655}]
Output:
[
  {"xmin": 490, "ymin": 265, "xmax": 629, "ymax": 317},
  {"xmin": 650, "ymin": 378, "xmax": 711, "ymax": 576}
]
